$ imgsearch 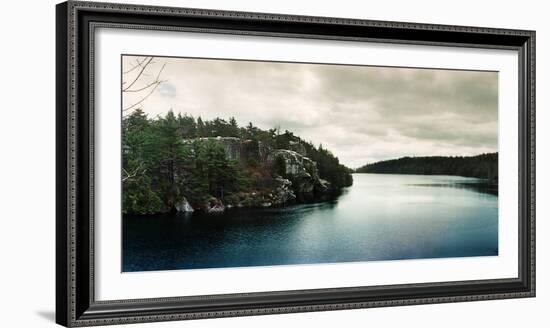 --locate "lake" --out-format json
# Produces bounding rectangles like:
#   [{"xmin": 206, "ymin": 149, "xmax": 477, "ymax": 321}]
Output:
[{"xmin": 123, "ymin": 173, "xmax": 498, "ymax": 272}]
